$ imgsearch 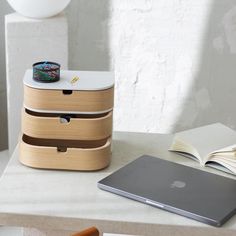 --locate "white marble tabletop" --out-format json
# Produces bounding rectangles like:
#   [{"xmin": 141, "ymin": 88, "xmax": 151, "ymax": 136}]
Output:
[{"xmin": 0, "ymin": 132, "xmax": 235, "ymax": 236}]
